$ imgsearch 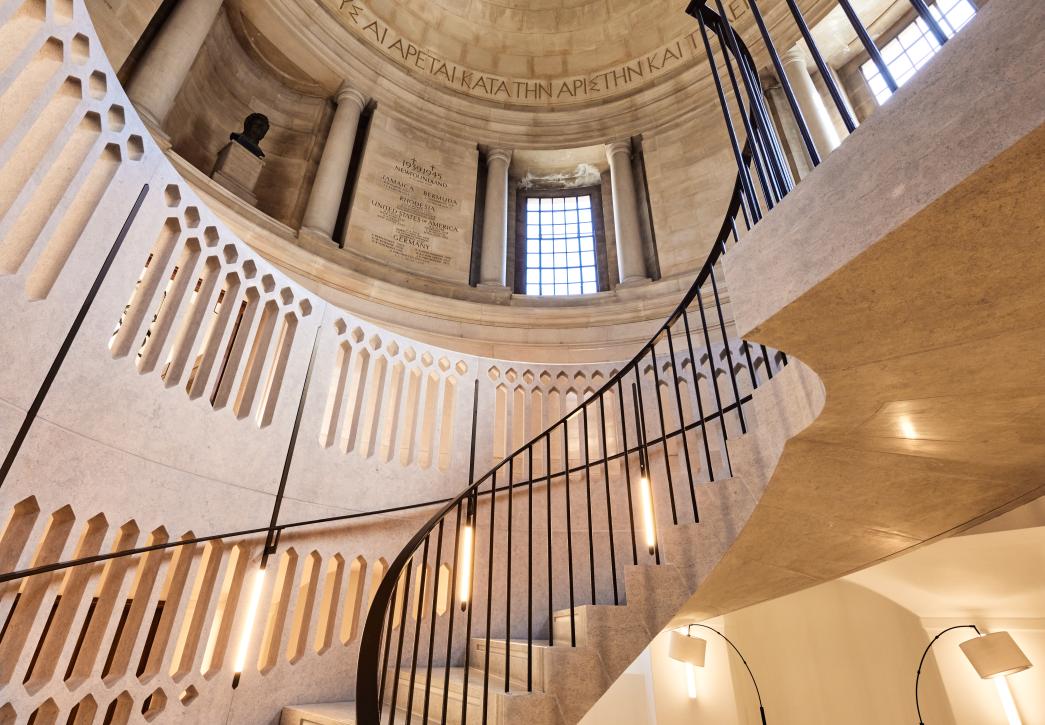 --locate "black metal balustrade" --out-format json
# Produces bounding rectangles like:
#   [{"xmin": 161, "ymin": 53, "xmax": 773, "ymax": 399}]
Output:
[{"xmin": 355, "ymin": 0, "xmax": 970, "ymax": 720}]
